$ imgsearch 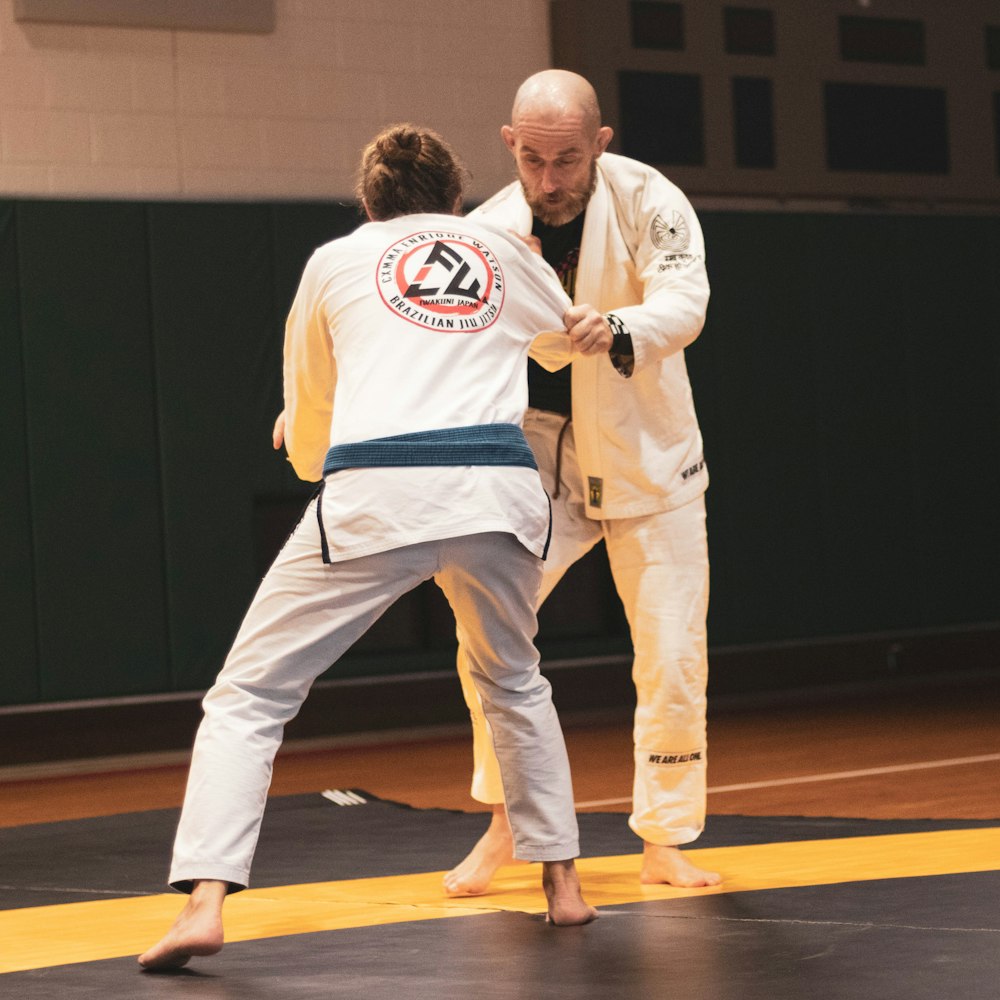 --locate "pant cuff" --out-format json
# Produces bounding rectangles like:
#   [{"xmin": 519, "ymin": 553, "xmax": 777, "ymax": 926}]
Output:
[
  {"xmin": 628, "ymin": 818, "xmax": 704, "ymax": 847},
  {"xmin": 168, "ymin": 861, "xmax": 251, "ymax": 894},
  {"xmin": 512, "ymin": 839, "xmax": 580, "ymax": 862}
]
